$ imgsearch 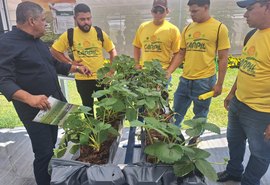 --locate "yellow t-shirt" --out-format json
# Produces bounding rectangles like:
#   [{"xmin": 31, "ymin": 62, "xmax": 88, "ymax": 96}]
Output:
[
  {"xmin": 132, "ymin": 20, "xmax": 181, "ymax": 69},
  {"xmin": 52, "ymin": 27, "xmax": 115, "ymax": 80},
  {"xmin": 236, "ymin": 28, "xmax": 270, "ymax": 113},
  {"xmin": 181, "ymin": 18, "xmax": 230, "ymax": 79}
]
